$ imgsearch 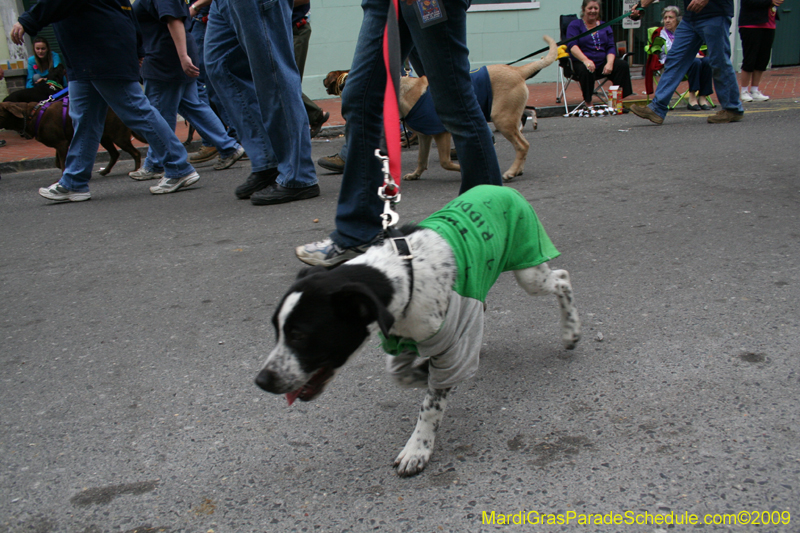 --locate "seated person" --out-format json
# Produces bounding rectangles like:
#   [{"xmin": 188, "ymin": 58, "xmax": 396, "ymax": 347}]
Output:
[
  {"xmin": 26, "ymin": 36, "xmax": 65, "ymax": 88},
  {"xmin": 566, "ymin": 0, "xmax": 633, "ymax": 109},
  {"xmin": 645, "ymin": 5, "xmax": 713, "ymax": 110}
]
